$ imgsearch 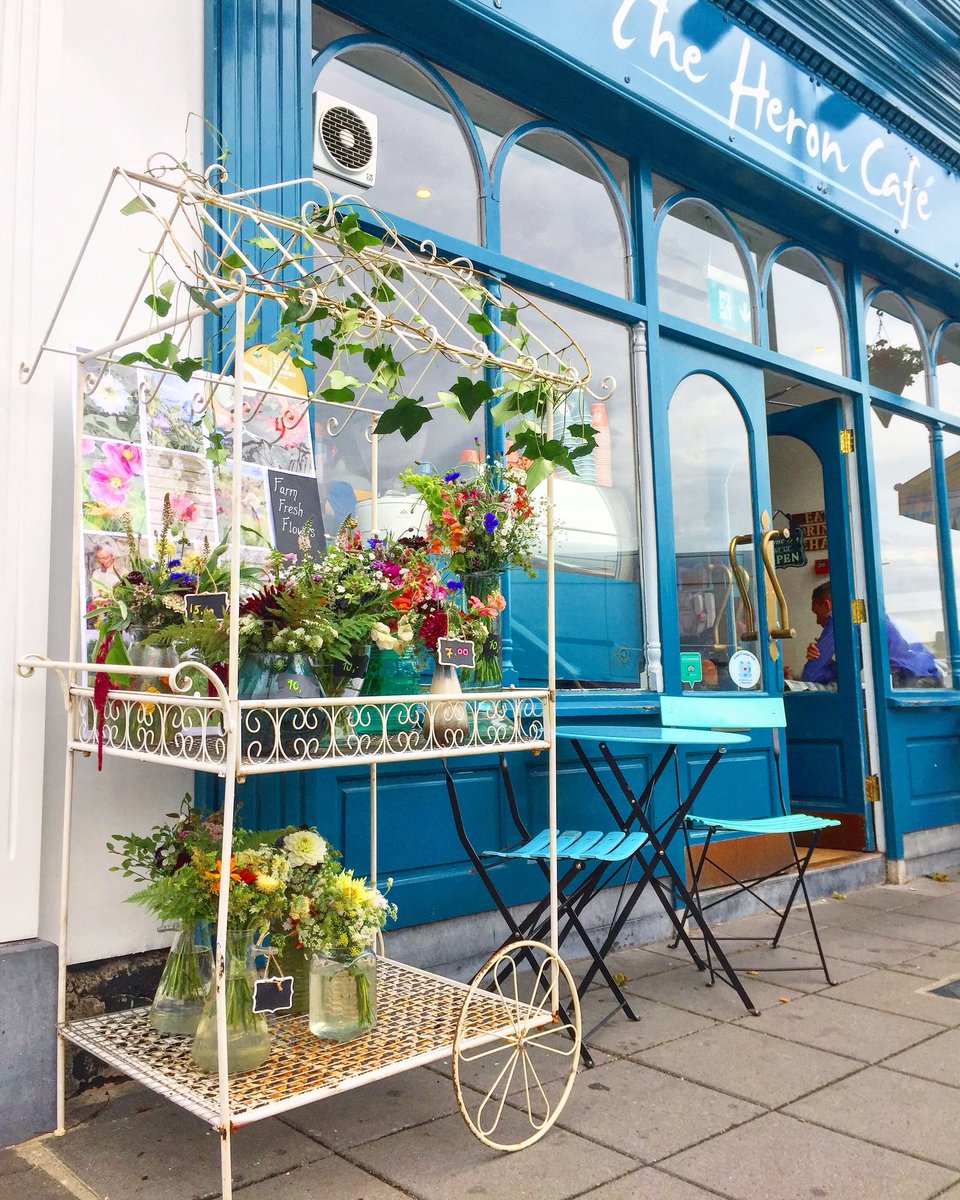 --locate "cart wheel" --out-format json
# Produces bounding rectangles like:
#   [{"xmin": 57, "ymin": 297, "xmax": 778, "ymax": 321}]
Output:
[{"xmin": 453, "ymin": 939, "xmax": 581, "ymax": 1151}]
